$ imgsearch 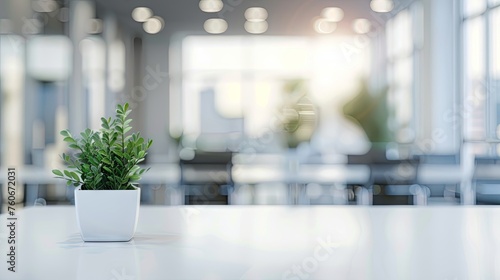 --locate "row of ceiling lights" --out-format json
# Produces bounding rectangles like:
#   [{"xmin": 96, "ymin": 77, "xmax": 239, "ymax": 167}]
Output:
[
  {"xmin": 201, "ymin": 0, "xmax": 393, "ymax": 35},
  {"xmin": 131, "ymin": 7, "xmax": 164, "ymax": 34},
  {"xmin": 199, "ymin": 0, "xmax": 269, "ymax": 34},
  {"xmin": 313, "ymin": 7, "xmax": 373, "ymax": 35},
  {"xmin": 131, "ymin": 0, "xmax": 394, "ymax": 35},
  {"xmin": 199, "ymin": 0, "xmax": 227, "ymax": 34}
]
